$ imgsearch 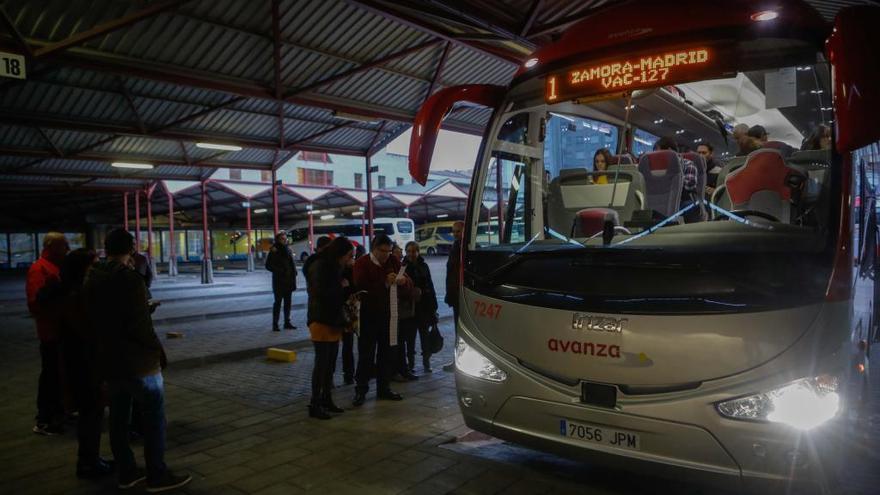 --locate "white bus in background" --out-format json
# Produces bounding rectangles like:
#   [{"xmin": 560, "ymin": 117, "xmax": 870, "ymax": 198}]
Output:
[{"xmin": 289, "ymin": 217, "xmax": 415, "ymax": 260}]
